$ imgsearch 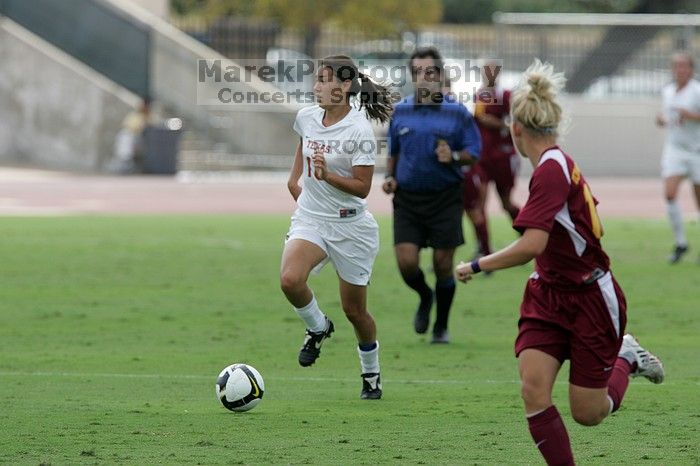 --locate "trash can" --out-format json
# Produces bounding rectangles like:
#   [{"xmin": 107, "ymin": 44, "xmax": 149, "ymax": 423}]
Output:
[{"xmin": 142, "ymin": 120, "xmax": 182, "ymax": 175}]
